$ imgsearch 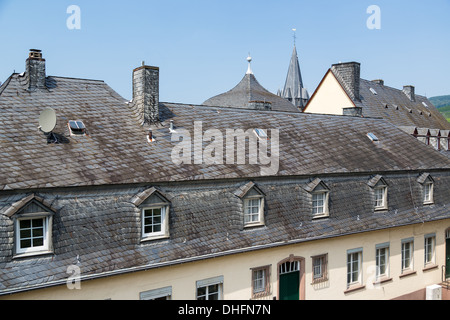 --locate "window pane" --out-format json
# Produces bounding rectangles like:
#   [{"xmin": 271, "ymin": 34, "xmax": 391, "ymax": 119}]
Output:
[
  {"xmin": 20, "ymin": 229, "xmax": 31, "ymax": 239},
  {"xmin": 32, "ymin": 237, "xmax": 44, "ymax": 247},
  {"xmin": 20, "ymin": 239, "xmax": 32, "ymax": 248},
  {"xmin": 32, "ymin": 219, "xmax": 43, "ymax": 228},
  {"xmin": 19, "ymin": 218, "xmax": 45, "ymax": 249},
  {"xmin": 20, "ymin": 220, "xmax": 31, "ymax": 229}
]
